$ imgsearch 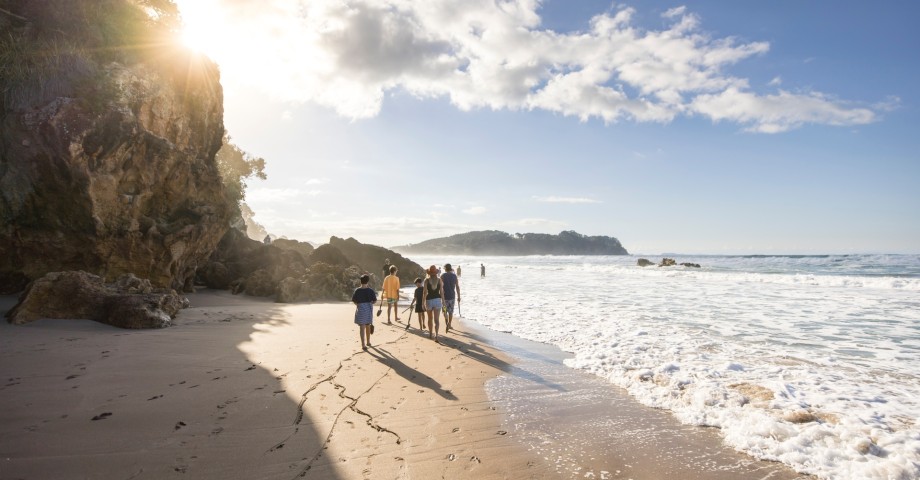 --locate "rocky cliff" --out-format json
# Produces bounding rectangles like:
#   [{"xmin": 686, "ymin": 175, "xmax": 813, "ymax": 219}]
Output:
[{"xmin": 0, "ymin": 1, "xmax": 232, "ymax": 293}]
